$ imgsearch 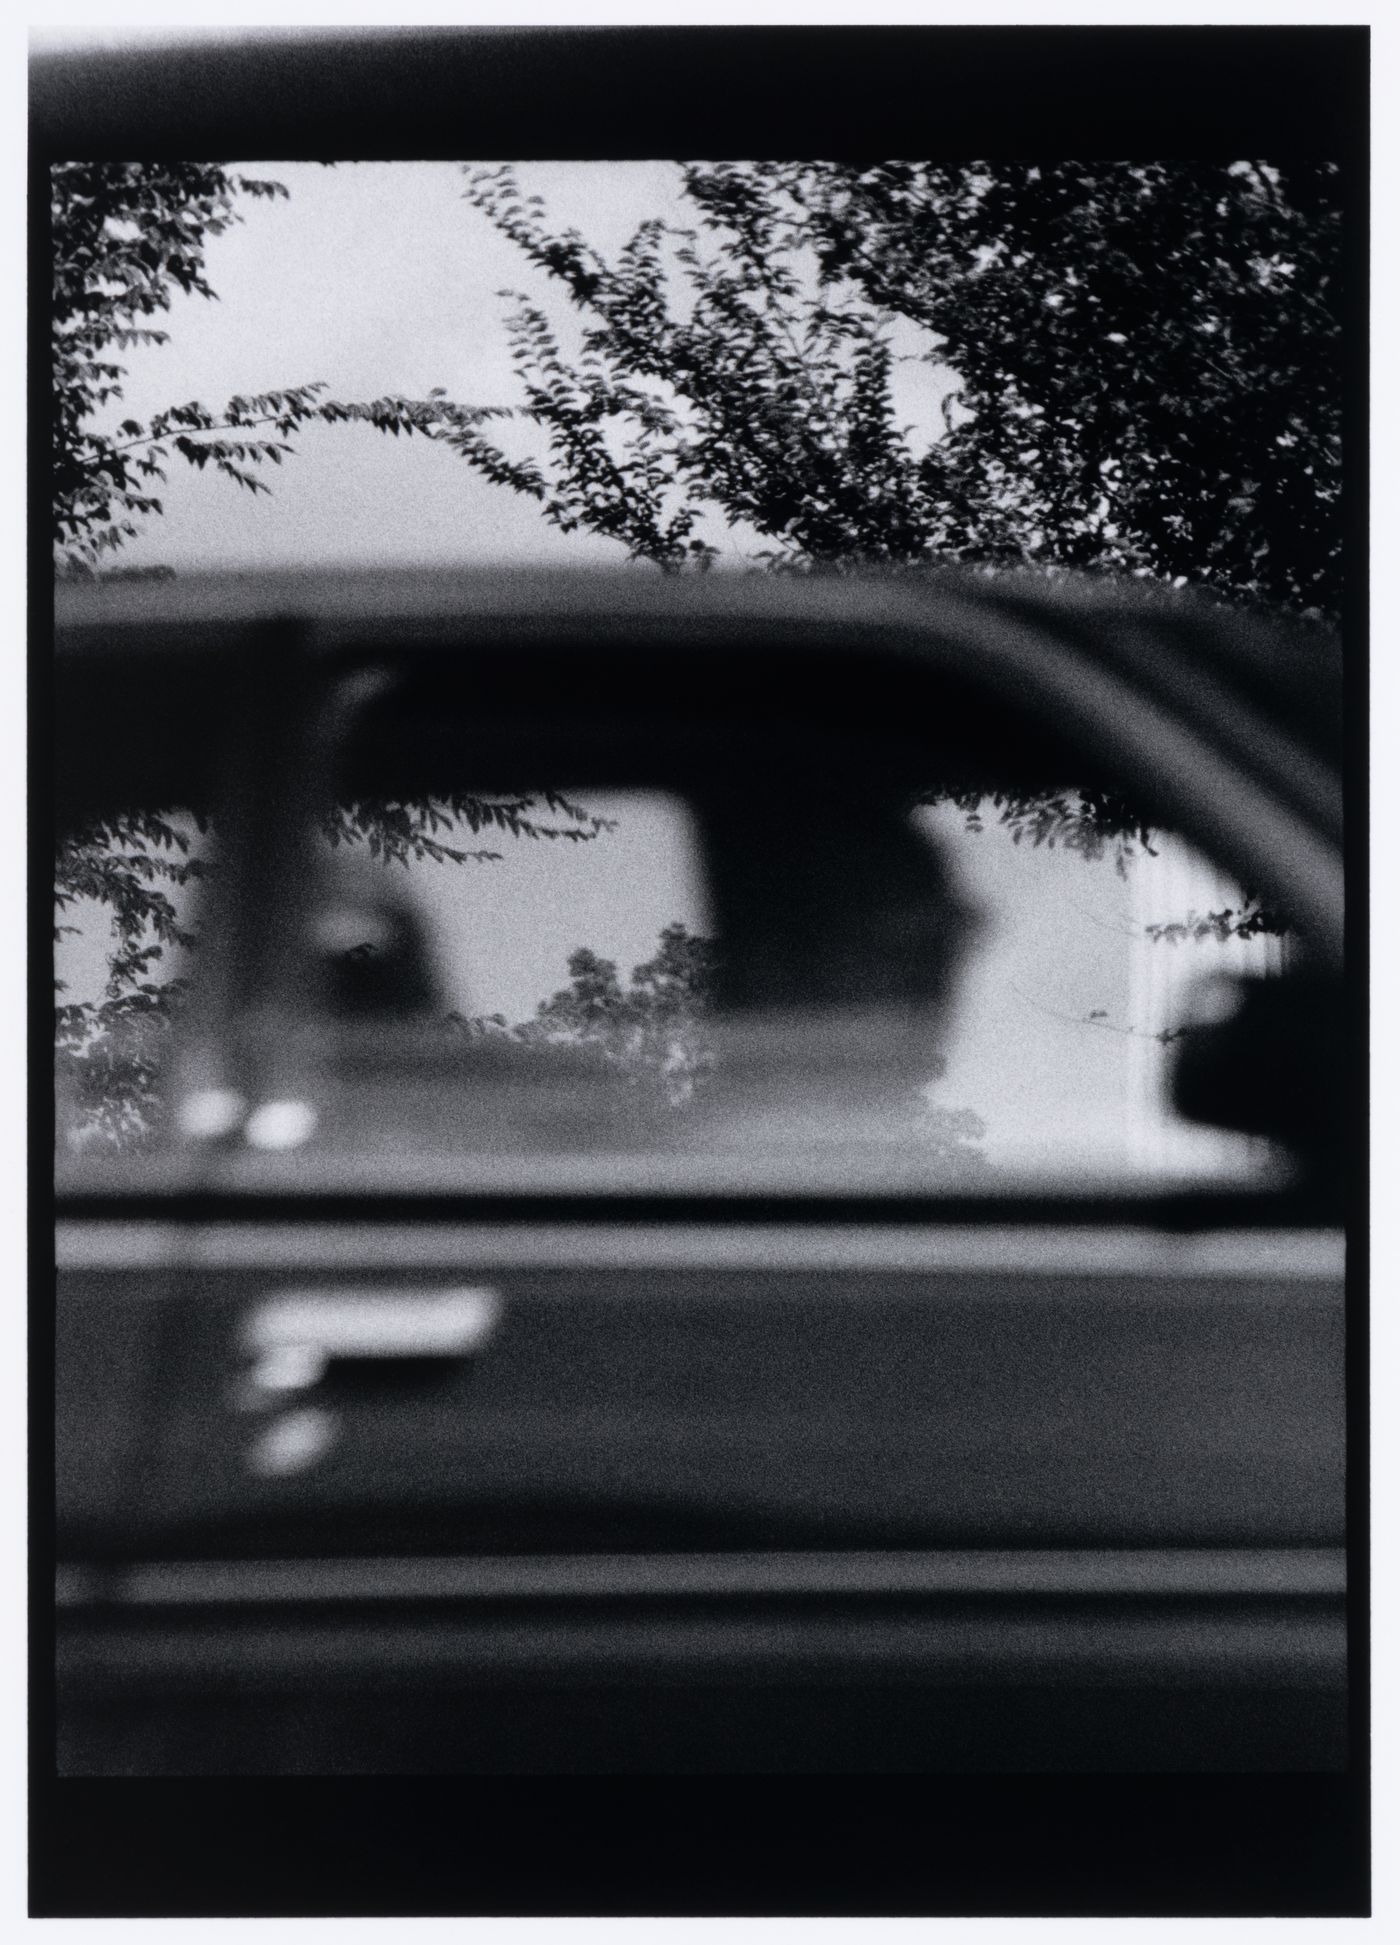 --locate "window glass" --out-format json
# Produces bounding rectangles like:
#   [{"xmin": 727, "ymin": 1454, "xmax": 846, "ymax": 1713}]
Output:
[
  {"xmin": 917, "ymin": 803, "xmax": 1287, "ymax": 1188},
  {"xmin": 54, "ymin": 809, "xmax": 208, "ymax": 1154},
  {"xmin": 56, "ymin": 779, "xmax": 1291, "ymax": 1193},
  {"xmin": 205, "ymin": 786, "xmax": 1285, "ymax": 1192}
]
